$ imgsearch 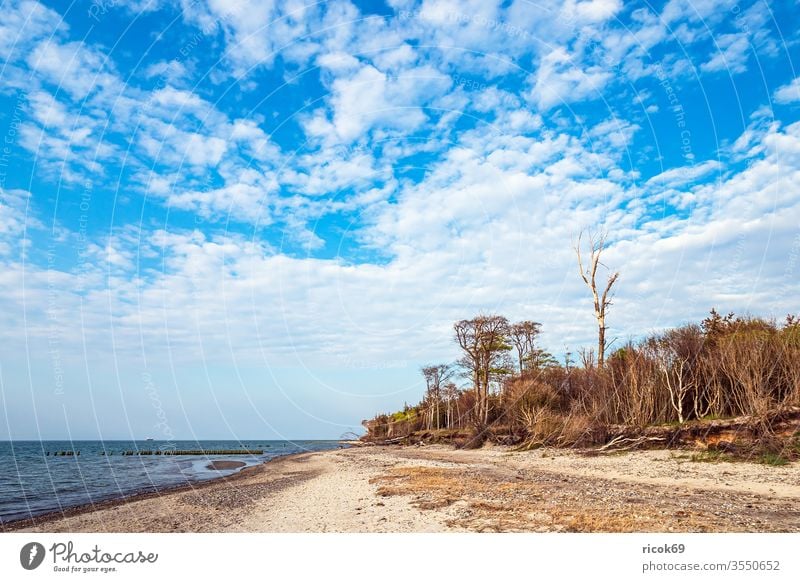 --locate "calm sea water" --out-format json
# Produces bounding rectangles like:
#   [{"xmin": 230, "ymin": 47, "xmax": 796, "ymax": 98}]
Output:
[{"xmin": 0, "ymin": 440, "xmax": 343, "ymax": 524}]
